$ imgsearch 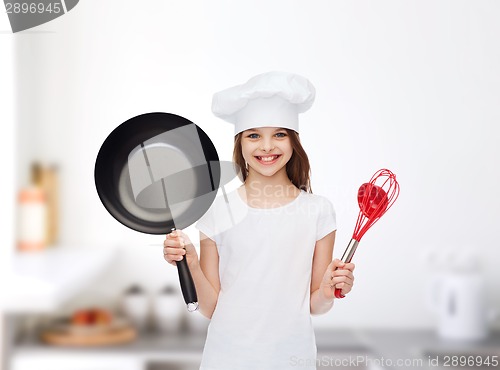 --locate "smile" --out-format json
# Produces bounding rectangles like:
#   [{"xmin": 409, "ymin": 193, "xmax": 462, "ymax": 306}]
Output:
[{"xmin": 255, "ymin": 155, "xmax": 281, "ymax": 164}]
